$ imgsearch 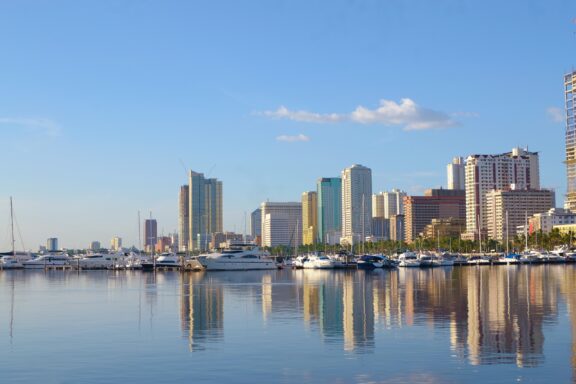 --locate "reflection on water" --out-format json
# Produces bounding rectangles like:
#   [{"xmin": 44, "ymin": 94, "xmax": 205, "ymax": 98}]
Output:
[
  {"xmin": 3, "ymin": 266, "xmax": 576, "ymax": 382},
  {"xmin": 174, "ymin": 266, "xmax": 575, "ymax": 368}
]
